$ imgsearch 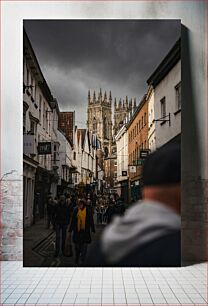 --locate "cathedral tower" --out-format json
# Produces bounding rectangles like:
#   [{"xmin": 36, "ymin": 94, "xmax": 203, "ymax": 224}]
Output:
[
  {"xmin": 87, "ymin": 89, "xmax": 113, "ymax": 157},
  {"xmin": 114, "ymin": 96, "xmax": 136, "ymax": 135}
]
